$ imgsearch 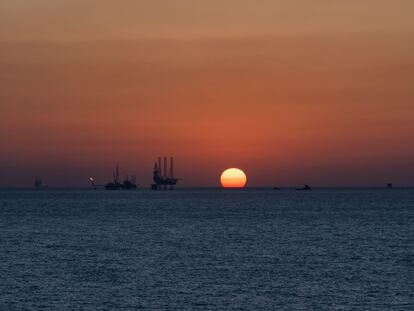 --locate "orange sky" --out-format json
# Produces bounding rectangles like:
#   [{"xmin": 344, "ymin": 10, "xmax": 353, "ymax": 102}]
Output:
[{"xmin": 1, "ymin": 1, "xmax": 414, "ymax": 187}]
